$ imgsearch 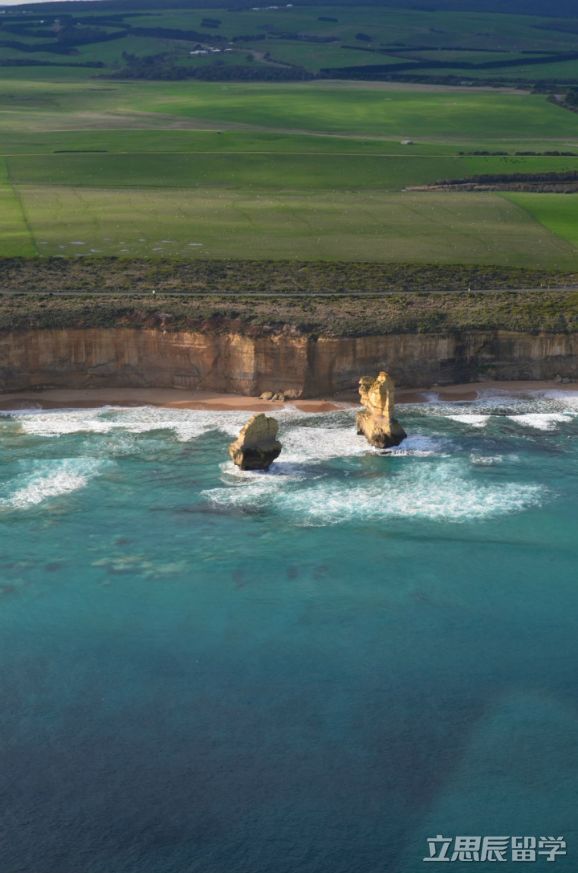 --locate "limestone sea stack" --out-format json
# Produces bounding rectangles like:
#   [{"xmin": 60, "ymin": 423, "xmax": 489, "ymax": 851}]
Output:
[
  {"xmin": 229, "ymin": 414, "xmax": 282, "ymax": 471},
  {"xmin": 356, "ymin": 371, "xmax": 407, "ymax": 449}
]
